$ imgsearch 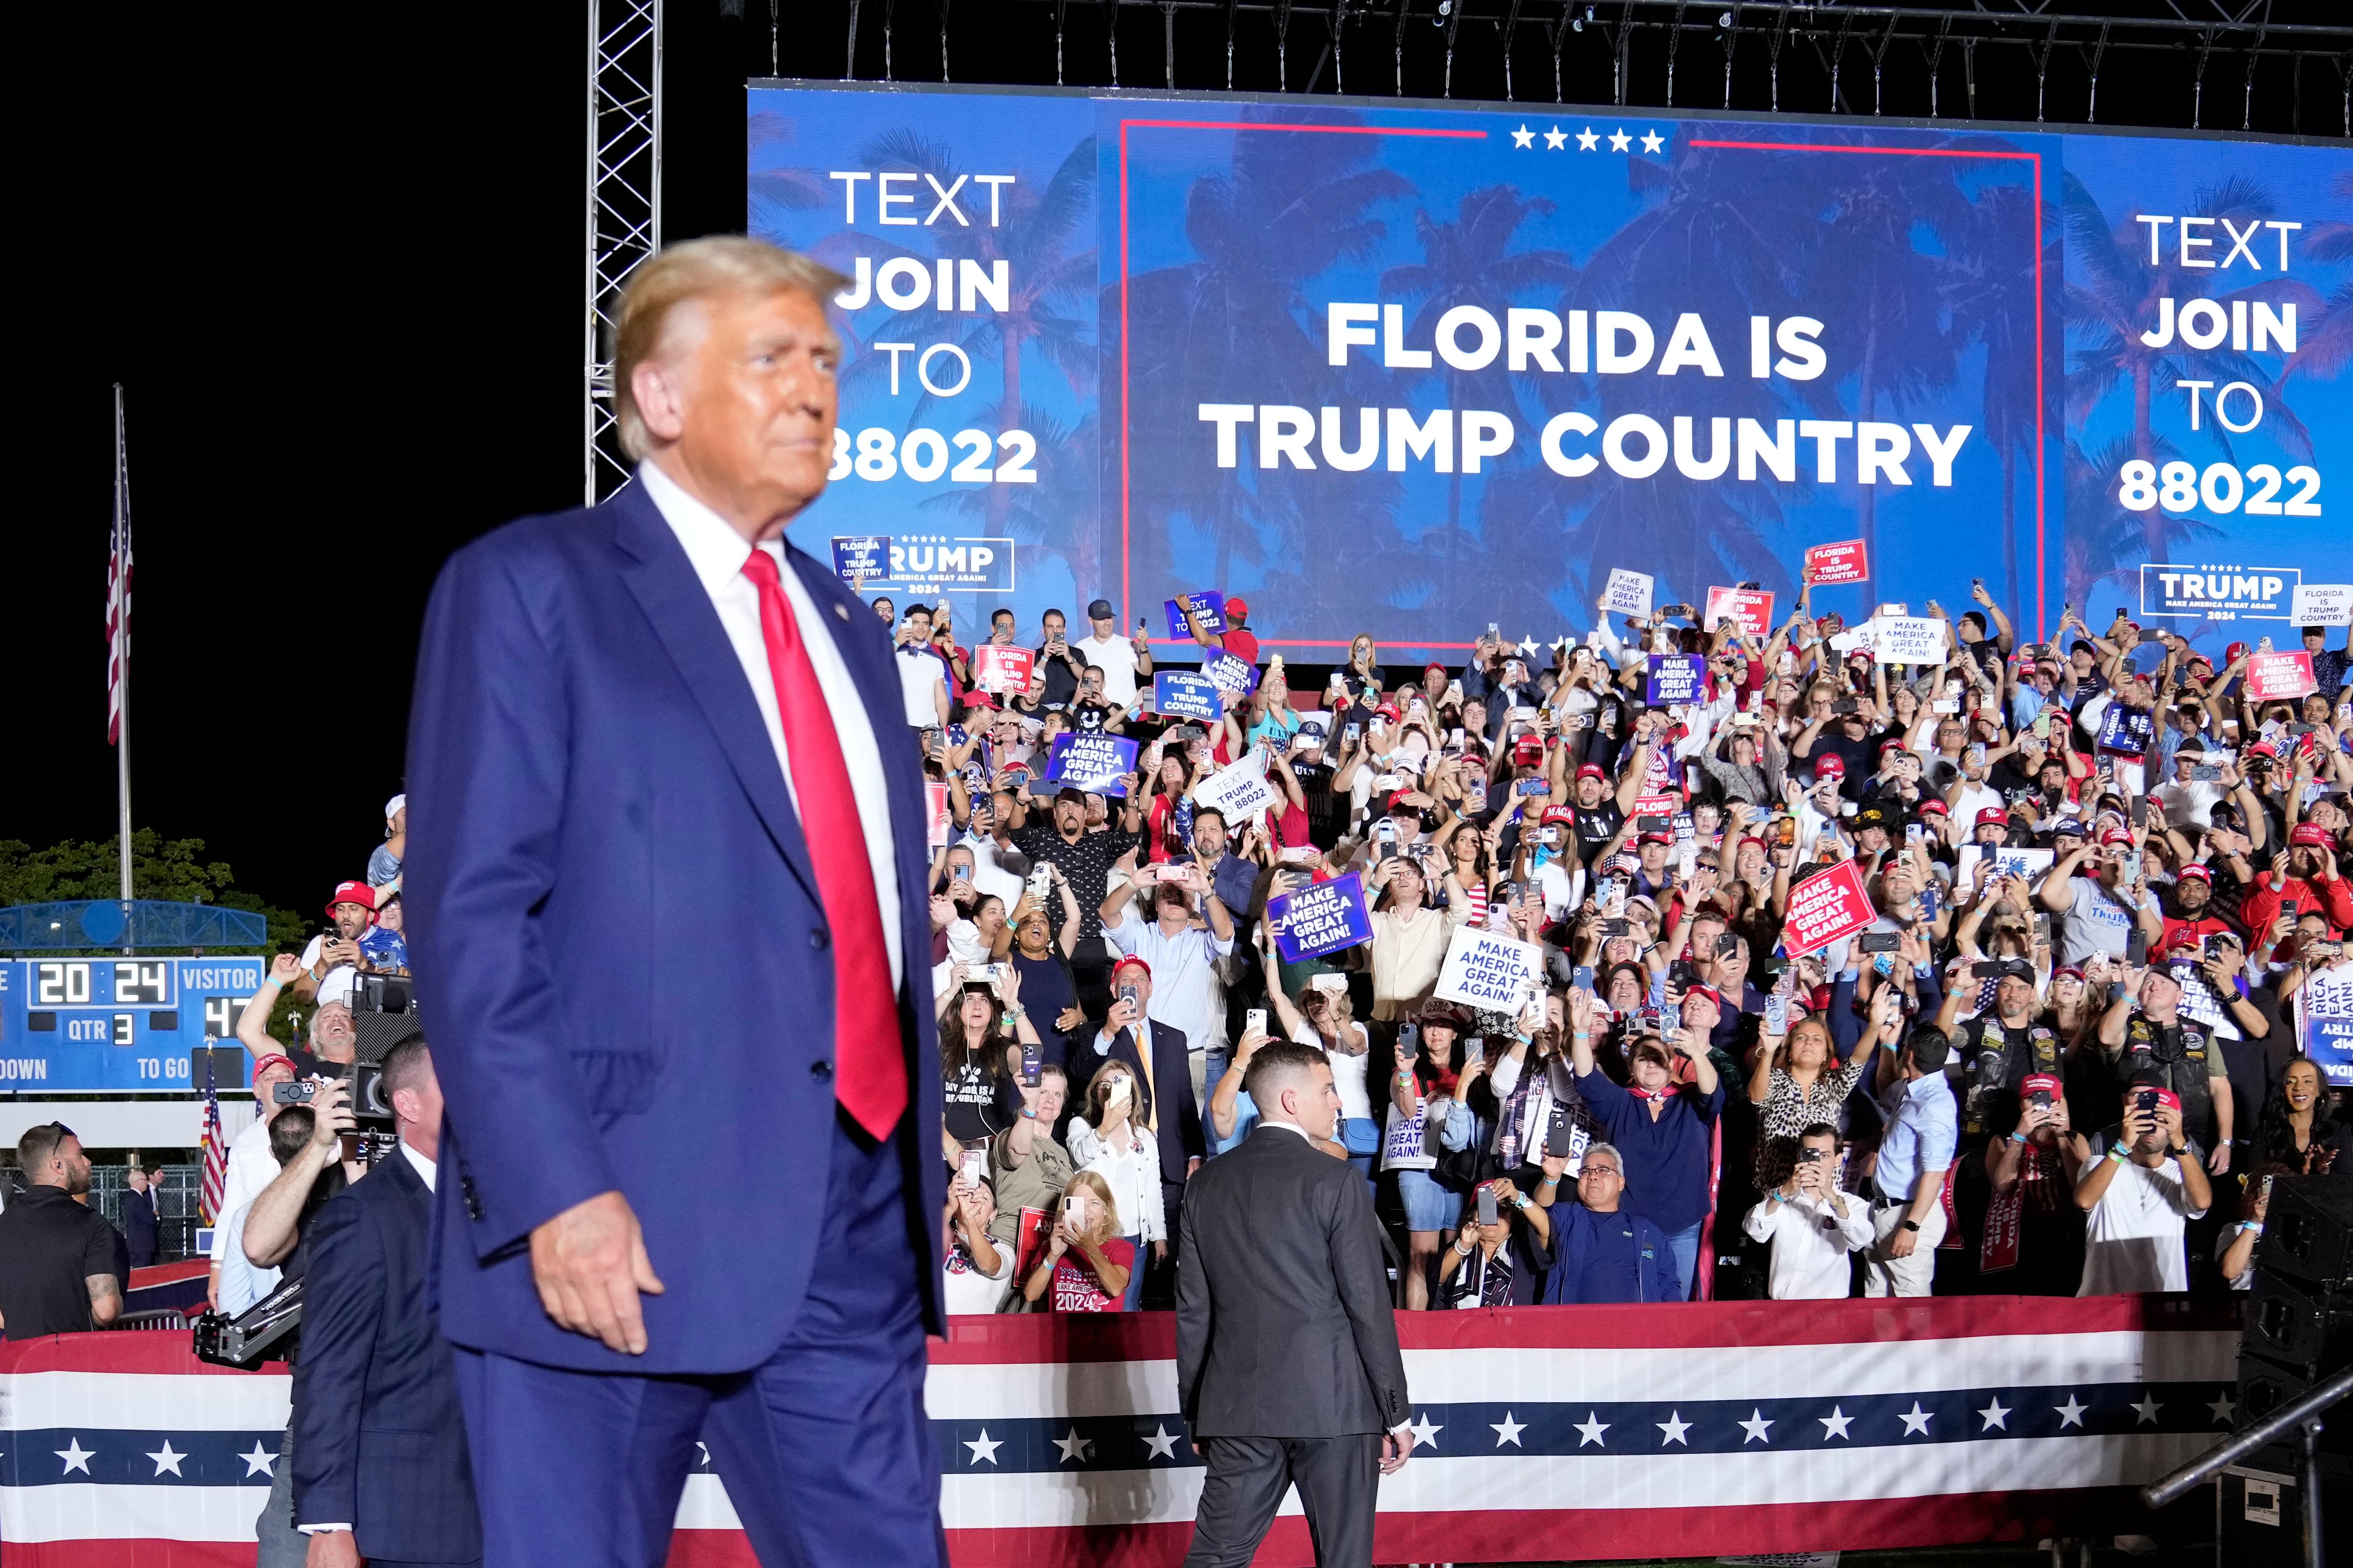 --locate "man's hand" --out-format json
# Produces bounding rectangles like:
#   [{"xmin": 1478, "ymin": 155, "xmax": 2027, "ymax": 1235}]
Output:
[
  {"xmin": 270, "ymin": 952, "xmax": 304, "ymax": 986},
  {"xmin": 305, "ymin": 1529, "xmax": 362, "ymax": 1568},
  {"xmin": 1887, "ymin": 1225, "xmax": 1919, "ymax": 1259},
  {"xmin": 528, "ymin": 1190, "xmax": 666, "ymax": 1356},
  {"xmin": 308, "ymin": 1078, "xmax": 357, "ymax": 1149},
  {"xmin": 1380, "ymin": 1429, "xmax": 1411, "ymax": 1475}
]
